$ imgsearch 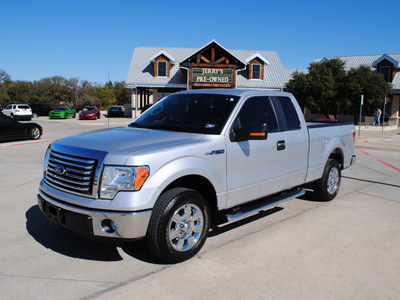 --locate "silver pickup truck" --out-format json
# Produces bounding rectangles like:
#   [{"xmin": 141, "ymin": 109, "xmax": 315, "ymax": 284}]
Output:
[{"xmin": 38, "ymin": 89, "xmax": 356, "ymax": 263}]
